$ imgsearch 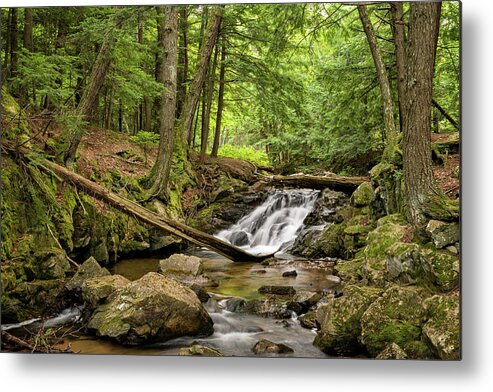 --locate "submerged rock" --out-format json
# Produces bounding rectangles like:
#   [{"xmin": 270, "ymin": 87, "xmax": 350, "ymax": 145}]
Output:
[
  {"xmin": 87, "ymin": 272, "xmax": 214, "ymax": 345},
  {"xmin": 251, "ymin": 339, "xmax": 294, "ymax": 355},
  {"xmin": 282, "ymin": 270, "xmax": 298, "ymax": 277},
  {"xmin": 258, "ymin": 285, "xmax": 296, "ymax": 296},
  {"xmin": 422, "ymin": 294, "xmax": 460, "ymax": 360},
  {"xmin": 81, "ymin": 274, "xmax": 130, "ymax": 309}
]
